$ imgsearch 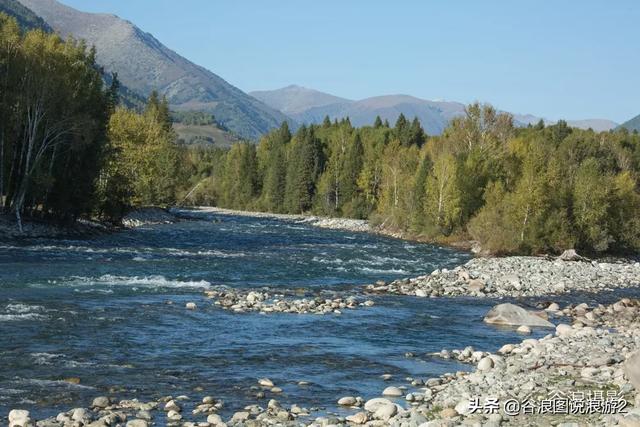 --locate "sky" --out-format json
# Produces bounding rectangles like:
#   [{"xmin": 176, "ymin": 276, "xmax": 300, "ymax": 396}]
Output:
[{"xmin": 61, "ymin": 0, "xmax": 639, "ymax": 123}]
